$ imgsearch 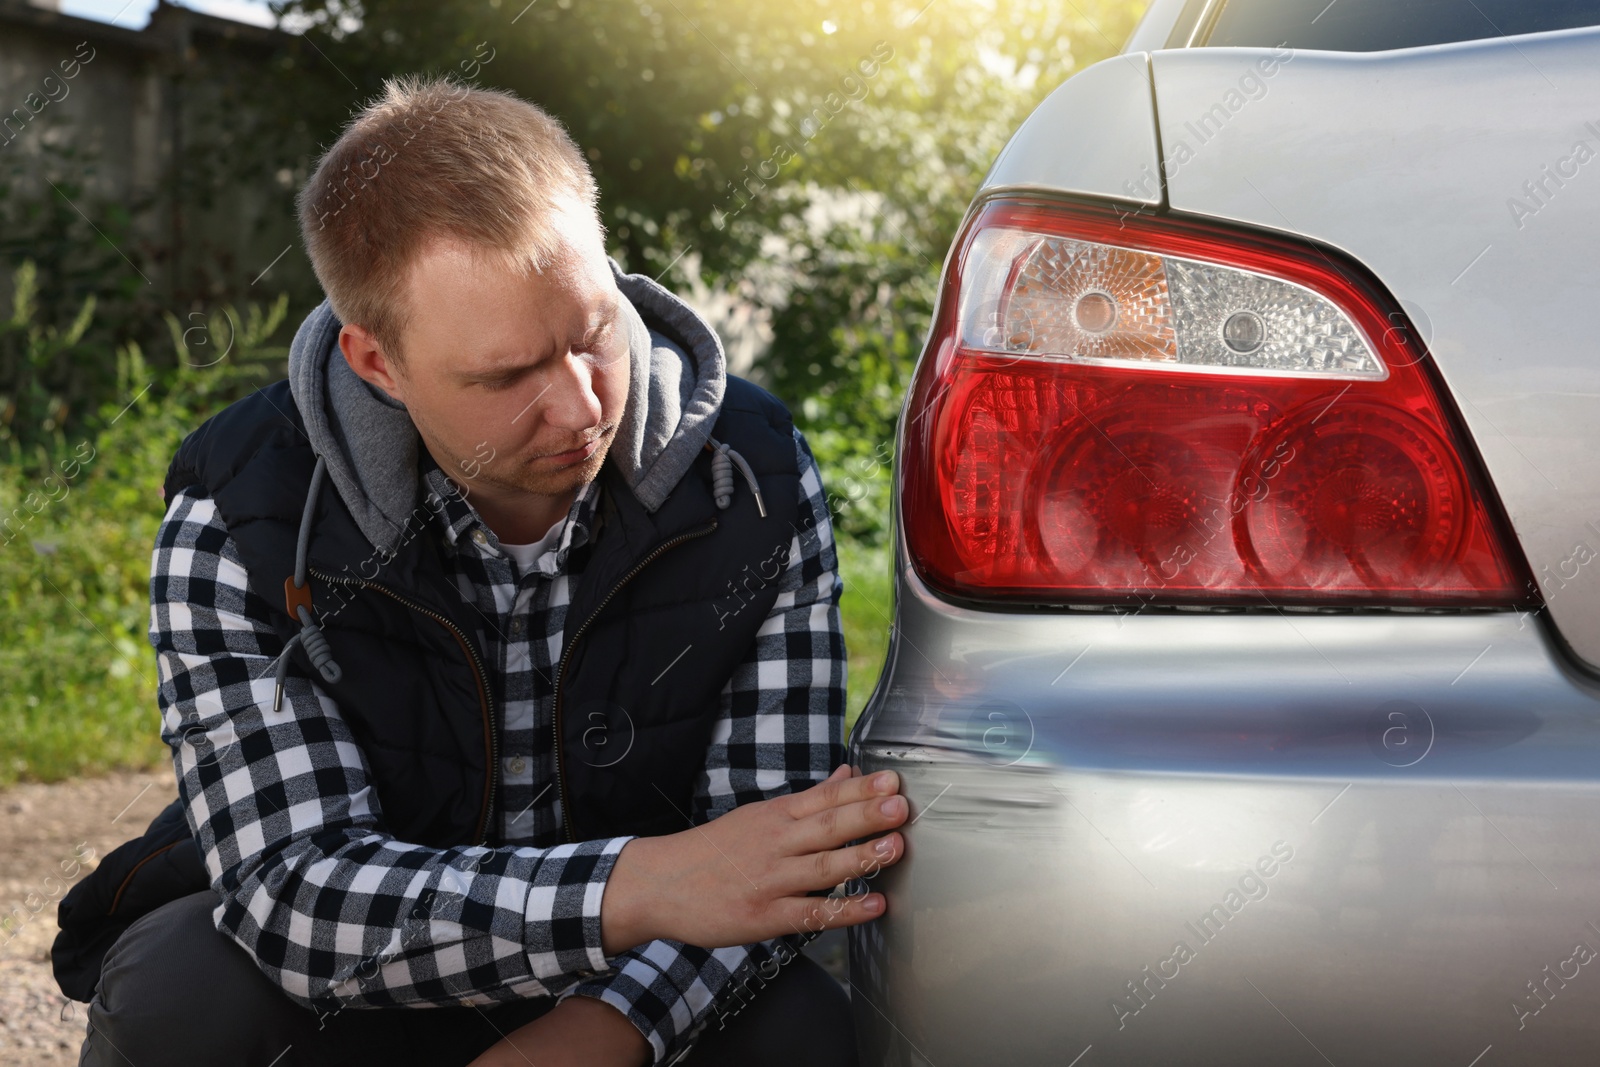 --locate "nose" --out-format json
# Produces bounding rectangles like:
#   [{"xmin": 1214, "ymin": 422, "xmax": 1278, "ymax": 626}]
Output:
[{"xmin": 540, "ymin": 350, "xmax": 604, "ymax": 435}]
